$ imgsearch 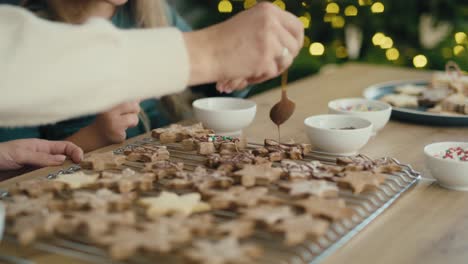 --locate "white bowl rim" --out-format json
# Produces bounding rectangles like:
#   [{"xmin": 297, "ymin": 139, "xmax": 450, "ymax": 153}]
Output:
[
  {"xmin": 193, "ymin": 97, "xmax": 256, "ymax": 112},
  {"xmin": 424, "ymin": 142, "xmax": 468, "ymax": 165},
  {"xmin": 304, "ymin": 114, "xmax": 373, "ymax": 132},
  {"xmin": 328, "ymin": 97, "xmax": 392, "ymax": 112}
]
